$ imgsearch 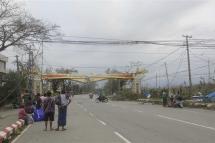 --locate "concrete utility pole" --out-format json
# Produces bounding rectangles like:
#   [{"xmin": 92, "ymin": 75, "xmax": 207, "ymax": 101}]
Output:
[
  {"xmin": 41, "ymin": 41, "xmax": 44, "ymax": 94},
  {"xmin": 208, "ymin": 59, "xmax": 211, "ymax": 83},
  {"xmin": 15, "ymin": 55, "xmax": 20, "ymax": 98},
  {"xmin": 158, "ymin": 71, "xmax": 160, "ymax": 88},
  {"xmin": 183, "ymin": 35, "xmax": 192, "ymax": 97},
  {"xmin": 15, "ymin": 55, "xmax": 19, "ymax": 73},
  {"xmin": 28, "ymin": 48, "xmax": 34, "ymax": 98},
  {"xmin": 164, "ymin": 62, "xmax": 170, "ymax": 95},
  {"xmin": 156, "ymin": 72, "xmax": 158, "ymax": 88}
]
